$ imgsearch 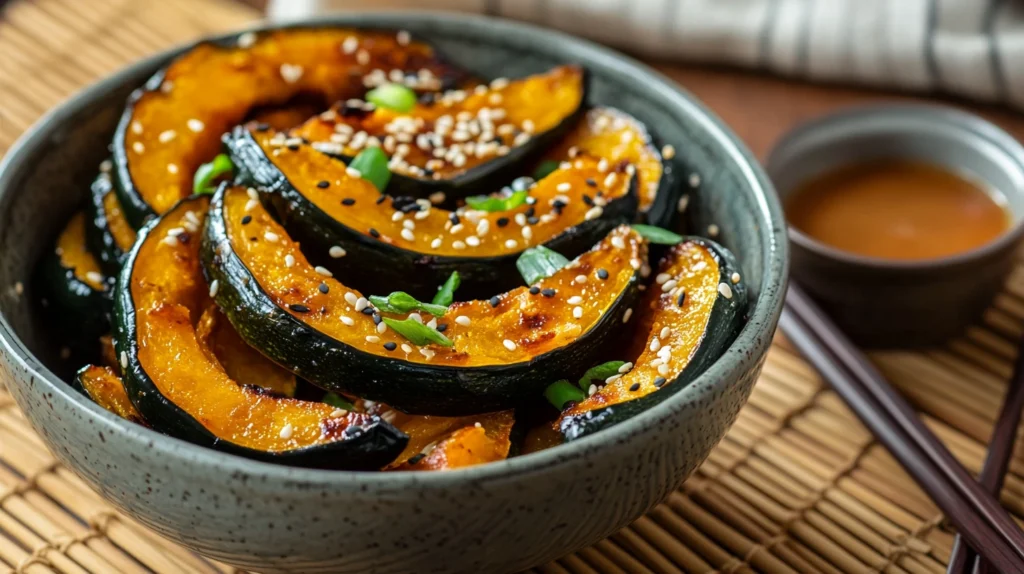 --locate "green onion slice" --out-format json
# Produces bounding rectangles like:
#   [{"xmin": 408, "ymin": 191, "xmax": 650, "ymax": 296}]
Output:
[
  {"xmin": 349, "ymin": 148, "xmax": 391, "ymax": 192},
  {"xmin": 431, "ymin": 271, "xmax": 461, "ymax": 306},
  {"xmin": 193, "ymin": 153, "xmax": 234, "ymax": 194},
  {"xmin": 382, "ymin": 317, "xmax": 454, "ymax": 347},
  {"xmin": 516, "ymin": 245, "xmax": 570, "ymax": 285},
  {"xmin": 545, "ymin": 380, "xmax": 586, "ymax": 410},
  {"xmin": 533, "ymin": 160, "xmax": 560, "ymax": 181},
  {"xmin": 369, "ymin": 291, "xmax": 447, "ymax": 317},
  {"xmin": 322, "ymin": 392, "xmax": 355, "ymax": 410},
  {"xmin": 366, "ymin": 83, "xmax": 418, "ymax": 113},
  {"xmin": 577, "ymin": 361, "xmax": 626, "ymax": 390},
  {"xmin": 465, "ymin": 189, "xmax": 528, "ymax": 212},
  {"xmin": 631, "ymin": 224, "xmax": 684, "ymax": 245}
]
